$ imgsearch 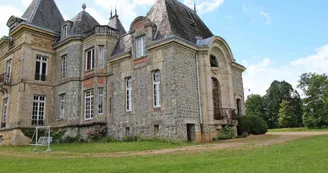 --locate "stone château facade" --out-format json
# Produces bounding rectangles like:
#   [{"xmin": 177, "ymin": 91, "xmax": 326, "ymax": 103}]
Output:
[{"xmin": 0, "ymin": 0, "xmax": 245, "ymax": 145}]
